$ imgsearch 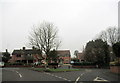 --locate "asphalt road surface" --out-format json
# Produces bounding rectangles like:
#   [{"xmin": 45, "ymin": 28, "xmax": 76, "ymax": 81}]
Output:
[{"xmin": 1, "ymin": 67, "xmax": 120, "ymax": 83}]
